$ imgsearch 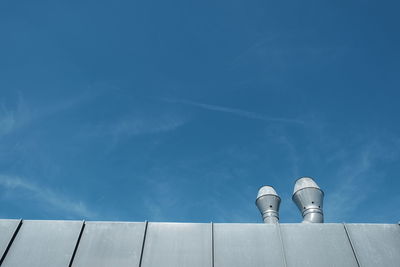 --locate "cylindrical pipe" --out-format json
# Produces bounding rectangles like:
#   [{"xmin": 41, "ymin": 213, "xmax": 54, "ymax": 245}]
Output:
[
  {"xmin": 256, "ymin": 186, "xmax": 281, "ymax": 224},
  {"xmin": 292, "ymin": 177, "xmax": 324, "ymax": 223}
]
